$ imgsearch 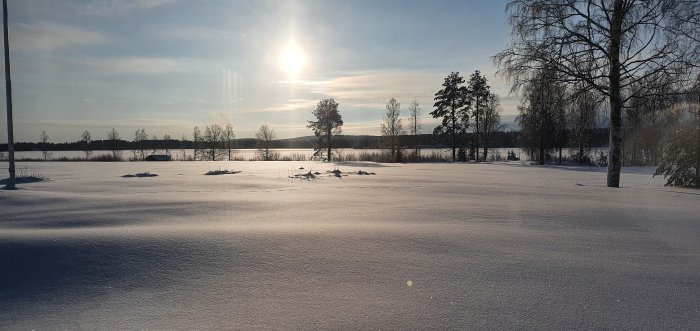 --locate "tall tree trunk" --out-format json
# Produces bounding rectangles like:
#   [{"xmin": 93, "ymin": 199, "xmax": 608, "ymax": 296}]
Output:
[
  {"xmin": 414, "ymin": 117, "xmax": 419, "ymax": 156},
  {"xmin": 539, "ymin": 131, "xmax": 545, "ymax": 165},
  {"xmin": 539, "ymin": 107, "xmax": 545, "ymax": 165},
  {"xmin": 696, "ymin": 98, "xmax": 699, "ymax": 187},
  {"xmin": 558, "ymin": 147, "xmax": 562, "ymax": 165},
  {"xmin": 475, "ymin": 99, "xmax": 480, "ymax": 162},
  {"xmin": 632, "ymin": 122, "xmax": 638, "ymax": 166},
  {"xmin": 451, "ymin": 107, "xmax": 456, "ymax": 161},
  {"xmin": 483, "ymin": 137, "xmax": 489, "ymax": 161},
  {"xmin": 578, "ymin": 132, "xmax": 584, "ymax": 165},
  {"xmin": 606, "ymin": 0, "xmax": 624, "ymax": 187},
  {"xmin": 650, "ymin": 110, "xmax": 659, "ymax": 166},
  {"xmin": 578, "ymin": 110, "xmax": 584, "ymax": 164},
  {"xmin": 327, "ymin": 129, "xmax": 331, "ymax": 161}
]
